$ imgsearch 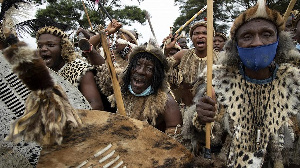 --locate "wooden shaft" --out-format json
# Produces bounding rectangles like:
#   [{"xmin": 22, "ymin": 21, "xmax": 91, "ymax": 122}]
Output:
[
  {"xmin": 100, "ymin": 32, "xmax": 126, "ymax": 116},
  {"xmin": 205, "ymin": 0, "xmax": 214, "ymax": 150},
  {"xmin": 174, "ymin": 5, "xmax": 207, "ymax": 35},
  {"xmin": 145, "ymin": 11, "xmax": 157, "ymax": 40},
  {"xmin": 98, "ymin": 2, "xmax": 127, "ymax": 40},
  {"xmin": 81, "ymin": 0, "xmax": 93, "ymax": 30},
  {"xmin": 283, "ymin": 0, "xmax": 297, "ymax": 24}
]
